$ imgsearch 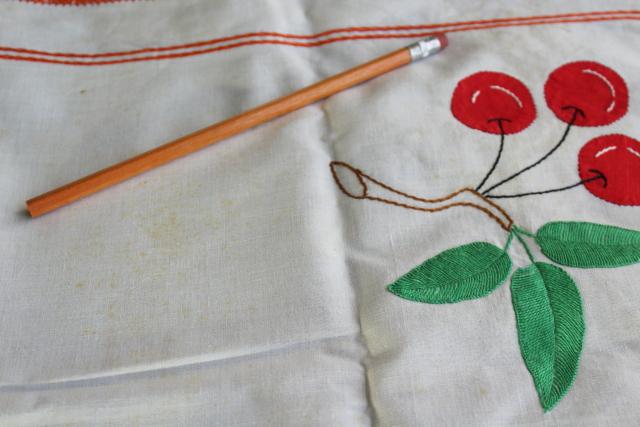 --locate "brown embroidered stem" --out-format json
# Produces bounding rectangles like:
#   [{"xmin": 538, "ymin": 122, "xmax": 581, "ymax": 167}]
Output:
[{"xmin": 330, "ymin": 161, "xmax": 514, "ymax": 231}]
